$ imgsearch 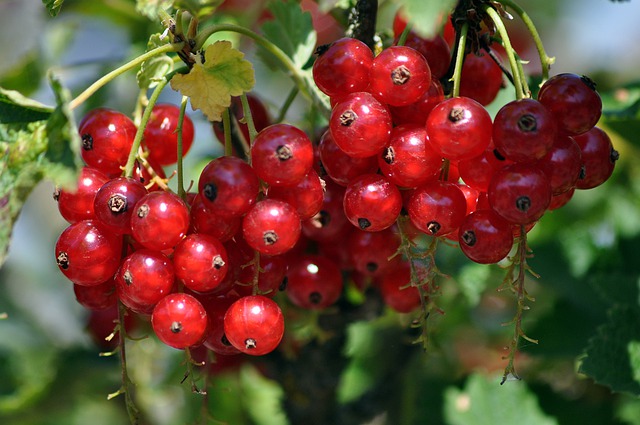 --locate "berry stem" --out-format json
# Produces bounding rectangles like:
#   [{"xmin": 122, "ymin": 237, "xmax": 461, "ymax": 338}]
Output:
[
  {"xmin": 495, "ymin": 0, "xmax": 555, "ymax": 82},
  {"xmin": 176, "ymin": 96, "xmax": 189, "ymax": 200},
  {"xmin": 500, "ymin": 225, "xmax": 538, "ymax": 384},
  {"xmin": 193, "ymin": 24, "xmax": 331, "ymax": 116},
  {"xmin": 69, "ymin": 42, "xmax": 184, "ymax": 110},
  {"xmin": 182, "ymin": 347, "xmax": 207, "ymax": 395},
  {"xmin": 252, "ymin": 249, "xmax": 261, "ymax": 295},
  {"xmin": 483, "ymin": 4, "xmax": 526, "ymax": 99},
  {"xmin": 450, "ymin": 22, "xmax": 469, "ymax": 98},
  {"xmin": 240, "ymin": 93, "xmax": 258, "ymax": 144},
  {"xmin": 275, "ymin": 87, "xmax": 299, "ymax": 123}
]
